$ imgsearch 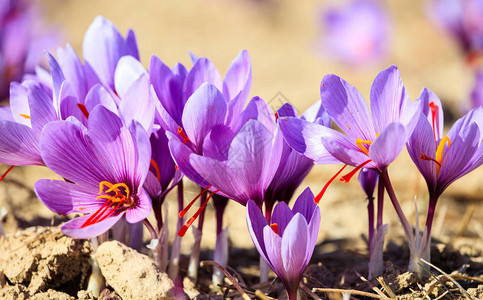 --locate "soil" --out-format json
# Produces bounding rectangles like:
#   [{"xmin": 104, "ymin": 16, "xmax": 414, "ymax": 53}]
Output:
[{"xmin": 1, "ymin": 0, "xmax": 483, "ymax": 299}]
